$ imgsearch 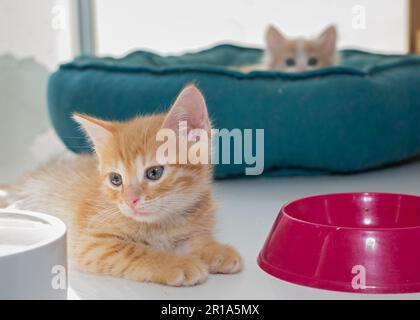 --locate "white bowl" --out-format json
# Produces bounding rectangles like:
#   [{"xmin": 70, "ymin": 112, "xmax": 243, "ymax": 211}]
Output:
[{"xmin": 0, "ymin": 209, "xmax": 67, "ymax": 299}]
